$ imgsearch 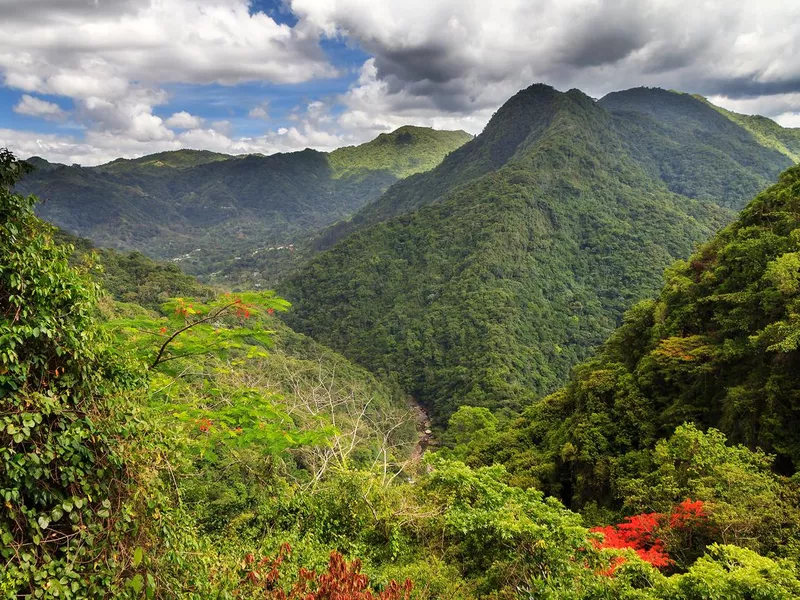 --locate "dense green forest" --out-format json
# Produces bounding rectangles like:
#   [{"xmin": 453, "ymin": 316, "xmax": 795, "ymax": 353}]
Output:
[
  {"xmin": 16, "ymin": 127, "xmax": 471, "ymax": 280},
  {"xmin": 6, "ymin": 140, "xmax": 800, "ymax": 598},
  {"xmin": 285, "ymin": 85, "xmax": 798, "ymax": 423},
  {"xmin": 464, "ymin": 165, "xmax": 800, "ymax": 504}
]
